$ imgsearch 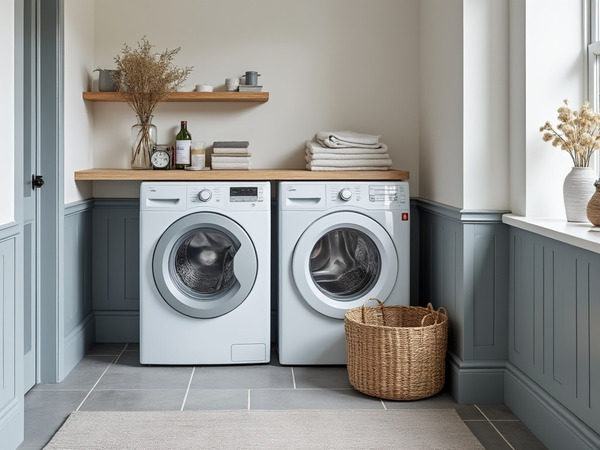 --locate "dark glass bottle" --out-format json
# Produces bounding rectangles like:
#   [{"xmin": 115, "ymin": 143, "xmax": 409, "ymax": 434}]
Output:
[{"xmin": 175, "ymin": 121, "xmax": 192, "ymax": 169}]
